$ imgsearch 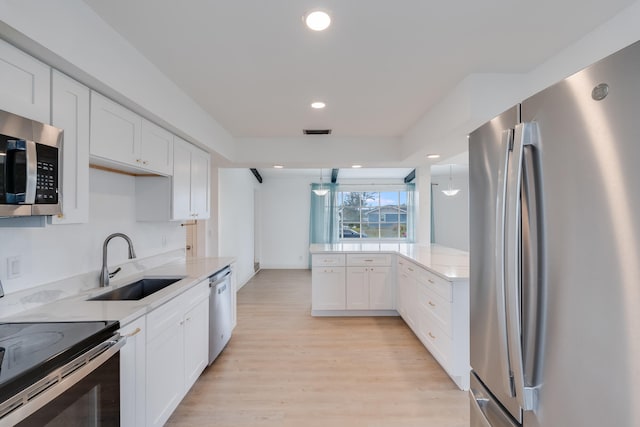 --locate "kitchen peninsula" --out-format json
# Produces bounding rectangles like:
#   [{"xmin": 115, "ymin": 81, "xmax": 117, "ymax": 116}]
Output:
[{"xmin": 310, "ymin": 243, "xmax": 470, "ymax": 390}]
